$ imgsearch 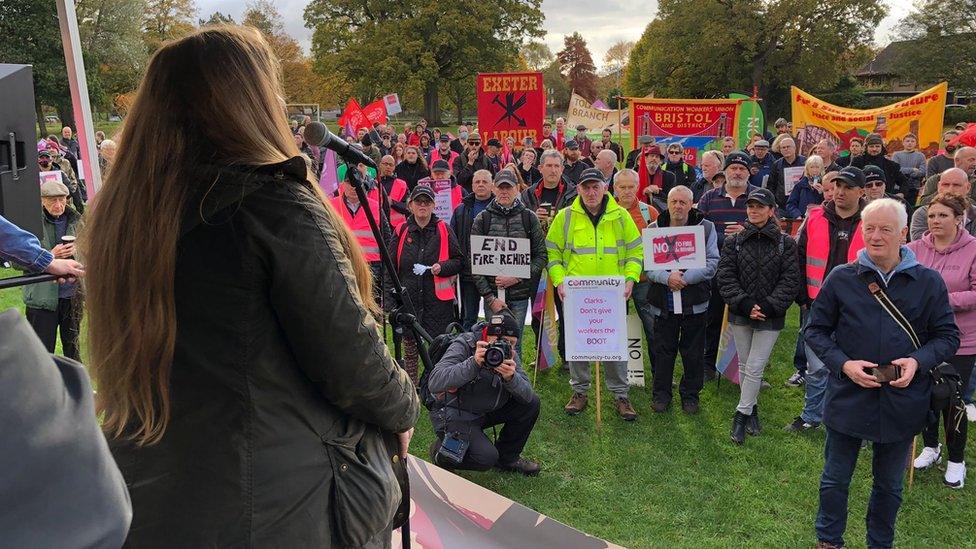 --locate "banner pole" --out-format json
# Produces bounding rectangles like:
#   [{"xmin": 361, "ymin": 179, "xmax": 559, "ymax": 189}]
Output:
[
  {"xmin": 616, "ymin": 95, "xmax": 623, "ymax": 168},
  {"xmin": 908, "ymin": 435, "xmax": 917, "ymax": 488},
  {"xmin": 595, "ymin": 360, "xmax": 602, "ymax": 432}
]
